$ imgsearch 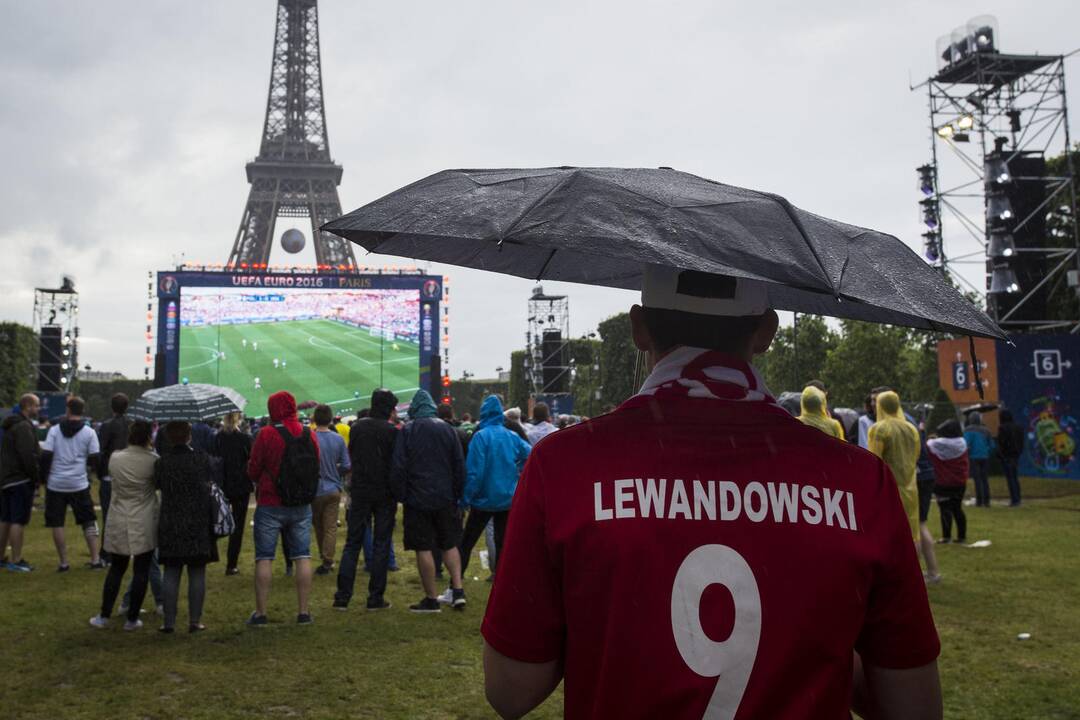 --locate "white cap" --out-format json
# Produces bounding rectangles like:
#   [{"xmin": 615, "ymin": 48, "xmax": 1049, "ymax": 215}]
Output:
[{"xmin": 641, "ymin": 265, "xmax": 769, "ymax": 316}]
